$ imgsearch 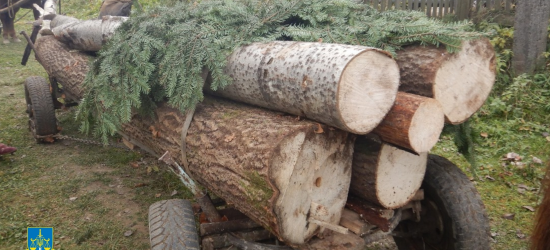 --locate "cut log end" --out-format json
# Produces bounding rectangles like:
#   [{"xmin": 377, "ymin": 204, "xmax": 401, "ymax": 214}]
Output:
[
  {"xmin": 351, "ymin": 139, "xmax": 427, "ymax": 209},
  {"xmin": 272, "ymin": 130, "xmax": 354, "ymax": 244},
  {"xmin": 434, "ymin": 39, "xmax": 496, "ymax": 124},
  {"xmin": 338, "ymin": 50, "xmax": 400, "ymax": 134},
  {"xmin": 408, "ymin": 97, "xmax": 444, "ymax": 153}
]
